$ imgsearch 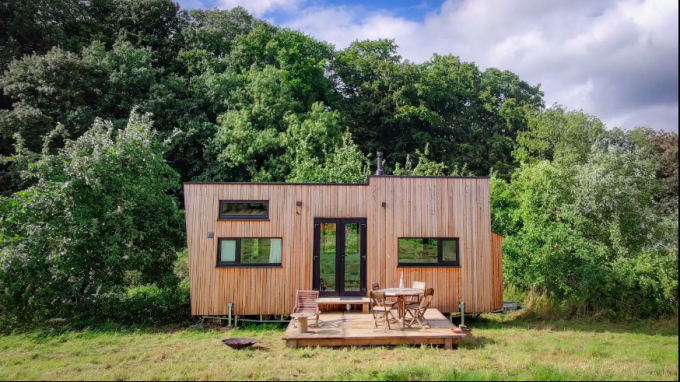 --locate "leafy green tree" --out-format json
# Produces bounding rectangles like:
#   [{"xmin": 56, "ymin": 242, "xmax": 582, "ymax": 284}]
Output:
[
  {"xmin": 333, "ymin": 40, "xmax": 543, "ymax": 177},
  {"xmin": 286, "ymin": 131, "xmax": 369, "ymax": 183},
  {"xmin": 393, "ymin": 144, "xmax": 447, "ymax": 176},
  {"xmin": 492, "ymin": 144, "xmax": 678, "ymax": 317},
  {"xmin": 0, "ymin": 111, "xmax": 185, "ymax": 326},
  {"xmin": 212, "ymin": 67, "xmax": 365, "ymax": 183},
  {"xmin": 0, "ymin": 48, "xmax": 103, "ymax": 152},
  {"xmin": 514, "ymin": 104, "xmax": 607, "ymax": 165},
  {"xmin": 284, "ymin": 104, "xmax": 369, "ymax": 183},
  {"xmin": 109, "ymin": 0, "xmax": 188, "ymax": 67},
  {"xmin": 0, "ymin": 0, "xmax": 115, "ymax": 71},
  {"xmin": 607, "ymin": 126, "xmax": 679, "ymax": 212}
]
